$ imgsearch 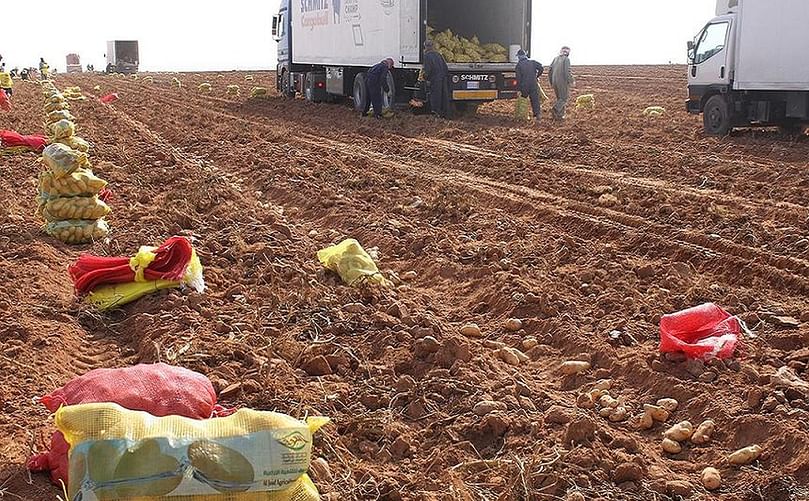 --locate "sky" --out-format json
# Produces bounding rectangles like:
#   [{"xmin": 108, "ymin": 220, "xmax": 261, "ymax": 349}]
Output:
[{"xmin": 1, "ymin": 1, "xmax": 716, "ymax": 72}]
